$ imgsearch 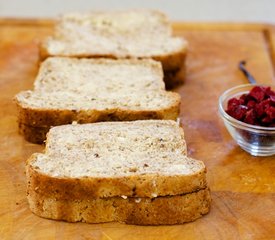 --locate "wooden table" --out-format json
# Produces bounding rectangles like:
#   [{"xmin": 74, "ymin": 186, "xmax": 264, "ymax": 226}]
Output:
[{"xmin": 0, "ymin": 19, "xmax": 275, "ymax": 240}]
